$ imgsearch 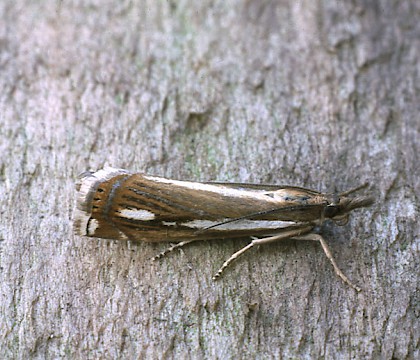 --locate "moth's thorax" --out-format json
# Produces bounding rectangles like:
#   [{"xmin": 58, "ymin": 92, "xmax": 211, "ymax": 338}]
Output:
[{"xmin": 270, "ymin": 189, "xmax": 312, "ymax": 203}]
